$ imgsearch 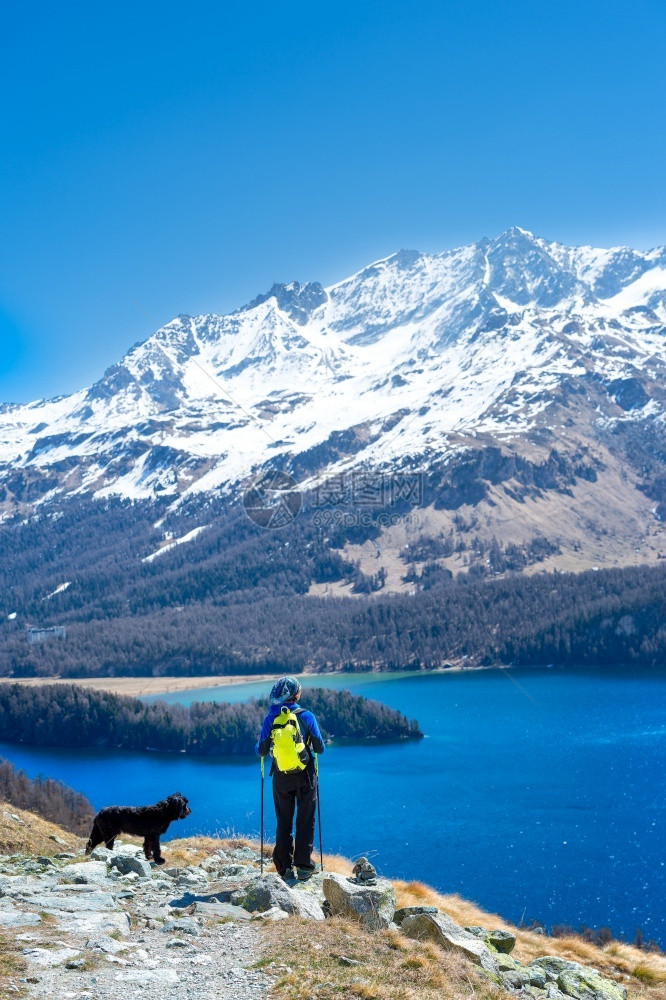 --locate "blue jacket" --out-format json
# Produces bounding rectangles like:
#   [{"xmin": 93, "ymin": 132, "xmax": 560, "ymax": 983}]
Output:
[{"xmin": 256, "ymin": 702, "xmax": 325, "ymax": 762}]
